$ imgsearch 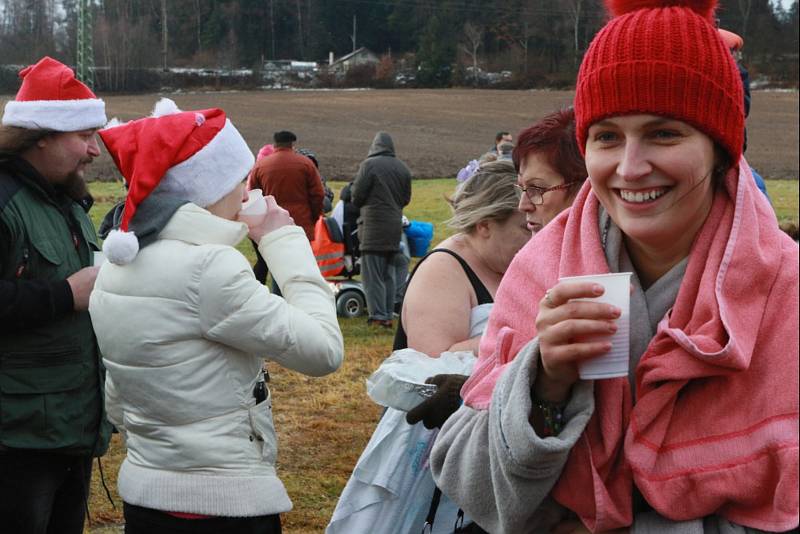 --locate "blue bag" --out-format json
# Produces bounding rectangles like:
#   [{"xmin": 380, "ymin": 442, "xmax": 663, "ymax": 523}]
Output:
[{"xmin": 404, "ymin": 221, "xmax": 434, "ymax": 257}]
